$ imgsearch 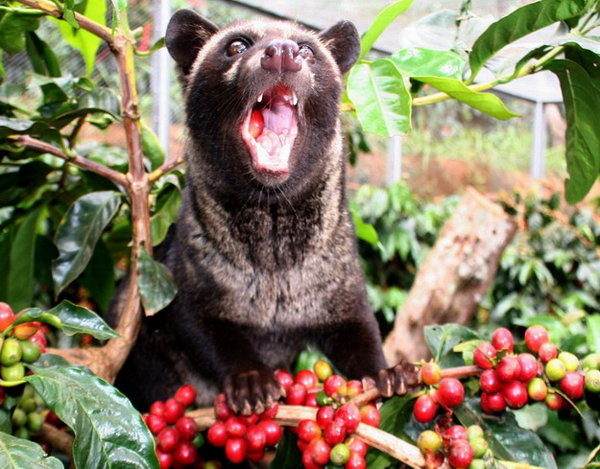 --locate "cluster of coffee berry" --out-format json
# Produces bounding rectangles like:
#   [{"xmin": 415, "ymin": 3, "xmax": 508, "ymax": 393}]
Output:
[
  {"xmin": 474, "ymin": 325, "xmax": 595, "ymax": 413},
  {"xmin": 11, "ymin": 385, "xmax": 46, "ymax": 441},
  {"xmin": 143, "ymin": 384, "xmax": 203, "ymax": 468},
  {"xmin": 412, "ymin": 364, "xmax": 465, "ymax": 423},
  {"xmin": 207, "ymin": 393, "xmax": 283, "ymax": 464},
  {"xmin": 0, "ymin": 302, "xmax": 46, "ymax": 382},
  {"xmin": 417, "ymin": 424, "xmax": 490, "ymax": 469},
  {"xmin": 284, "ymin": 361, "xmax": 380, "ymax": 469}
]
